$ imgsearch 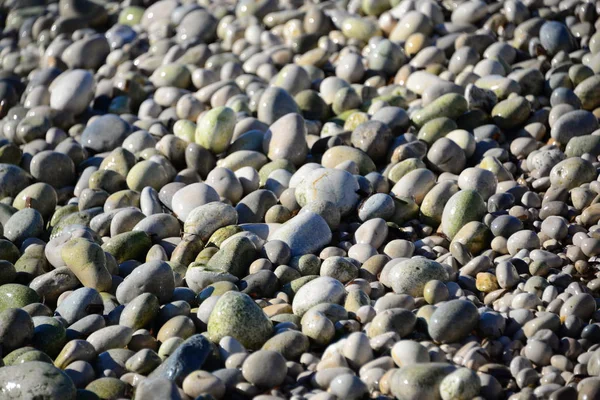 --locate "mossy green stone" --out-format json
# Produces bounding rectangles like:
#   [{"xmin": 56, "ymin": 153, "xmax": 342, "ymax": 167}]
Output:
[
  {"xmin": 341, "ymin": 17, "xmax": 379, "ymax": 41},
  {"xmin": 99, "ymin": 148, "xmax": 136, "ymax": 177},
  {"xmin": 390, "ymin": 363, "xmax": 457, "ymax": 400},
  {"xmin": 171, "ymin": 236, "xmax": 205, "ymax": 267},
  {"xmin": 3, "ymin": 347, "xmax": 36, "ymax": 365},
  {"xmin": 390, "ymin": 196, "xmax": 419, "ymax": 226},
  {"xmin": 195, "ymin": 106, "xmax": 236, "ymax": 154},
  {"xmin": 0, "ymin": 361, "xmax": 76, "ymax": 399},
  {"xmin": 417, "ymin": 117, "xmax": 458, "ymax": 145},
  {"xmin": 126, "ymin": 160, "xmax": 169, "ymax": 192},
  {"xmin": 207, "ymin": 291, "xmax": 272, "ymax": 350},
  {"xmin": 575, "ymin": 75, "xmax": 600, "ymax": 110},
  {"xmin": 451, "ymin": 221, "xmax": 492, "ymax": 255},
  {"xmin": 88, "ymin": 169, "xmax": 127, "ymax": 193},
  {"xmin": 0, "ymin": 143, "xmax": 21, "ymax": 165},
  {"xmin": 549, "ymin": 157, "xmax": 597, "ymax": 190},
  {"xmin": 420, "ymin": 182, "xmax": 460, "ymax": 227},
  {"xmin": 118, "ymin": 6, "xmax": 144, "ymax": 26},
  {"xmin": 207, "ymin": 225, "xmax": 243, "ymax": 248},
  {"xmin": 0, "ymin": 283, "xmax": 39, "ymax": 312},
  {"xmin": 13, "ymin": 349, "xmax": 53, "ymax": 364},
  {"xmin": 195, "ymin": 247, "xmax": 219, "ymax": 264},
  {"xmin": 441, "ymin": 190, "xmax": 487, "ymax": 240},
  {"xmin": 173, "ymin": 119, "xmax": 196, "ymax": 143},
  {"xmin": 491, "ymin": 96, "xmax": 531, "ymax": 129},
  {"xmin": 101, "ymin": 231, "xmax": 152, "ymax": 263},
  {"xmin": 198, "ymin": 281, "xmax": 239, "ymax": 303},
  {"xmin": 49, "ymin": 204, "xmax": 79, "ymax": 229},
  {"xmin": 50, "ymin": 207, "xmax": 103, "ymax": 239},
  {"xmin": 0, "ymin": 260, "xmax": 16, "ymax": 285},
  {"xmin": 0, "ymin": 239, "xmax": 20, "ymax": 264},
  {"xmin": 387, "ymin": 158, "xmax": 426, "ymax": 184},
  {"xmin": 150, "ymin": 64, "xmax": 191, "ymax": 89},
  {"xmin": 345, "ymin": 289, "xmax": 370, "ymax": 313},
  {"xmin": 329, "ymin": 108, "xmax": 361, "ymax": 125},
  {"xmin": 281, "ymin": 275, "xmax": 319, "ymax": 299},
  {"xmin": 565, "ymin": 135, "xmax": 600, "ymax": 158},
  {"xmin": 14, "ymin": 245, "xmax": 48, "ymax": 281},
  {"xmin": 343, "ymin": 111, "xmax": 370, "ymax": 131},
  {"xmin": 32, "ymin": 316, "xmax": 66, "ymax": 358},
  {"xmin": 411, "ymin": 93, "xmax": 468, "ymax": 128},
  {"xmin": 206, "ymin": 236, "xmax": 256, "ymax": 278},
  {"xmin": 258, "ymin": 159, "xmax": 296, "ymax": 186},
  {"xmin": 119, "ymin": 293, "xmax": 159, "ymax": 330},
  {"xmin": 362, "ymin": 93, "xmax": 408, "ymax": 111},
  {"xmin": 321, "ymin": 145, "xmax": 376, "ymax": 175},
  {"xmin": 295, "ymin": 90, "xmax": 330, "ymax": 121},
  {"xmin": 219, "ymin": 150, "xmax": 268, "ymax": 171},
  {"xmin": 13, "ymin": 182, "xmax": 57, "ymax": 219},
  {"xmin": 86, "ymin": 377, "xmax": 129, "ymax": 400},
  {"xmin": 362, "ymin": 0, "xmax": 391, "ymax": 16},
  {"xmin": 61, "ymin": 238, "xmax": 112, "ymax": 292}
]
